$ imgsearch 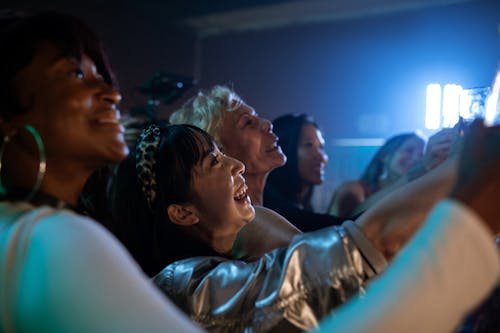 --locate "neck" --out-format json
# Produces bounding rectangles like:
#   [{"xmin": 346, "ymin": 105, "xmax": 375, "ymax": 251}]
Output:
[
  {"xmin": 243, "ymin": 172, "xmax": 268, "ymax": 206},
  {"xmin": 38, "ymin": 169, "xmax": 90, "ymax": 206},
  {"xmin": 4, "ymin": 149, "xmax": 93, "ymax": 207},
  {"xmin": 195, "ymin": 227, "xmax": 238, "ymax": 256},
  {"xmin": 211, "ymin": 235, "xmax": 236, "ymax": 255},
  {"xmin": 297, "ymin": 183, "xmax": 312, "ymax": 209}
]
